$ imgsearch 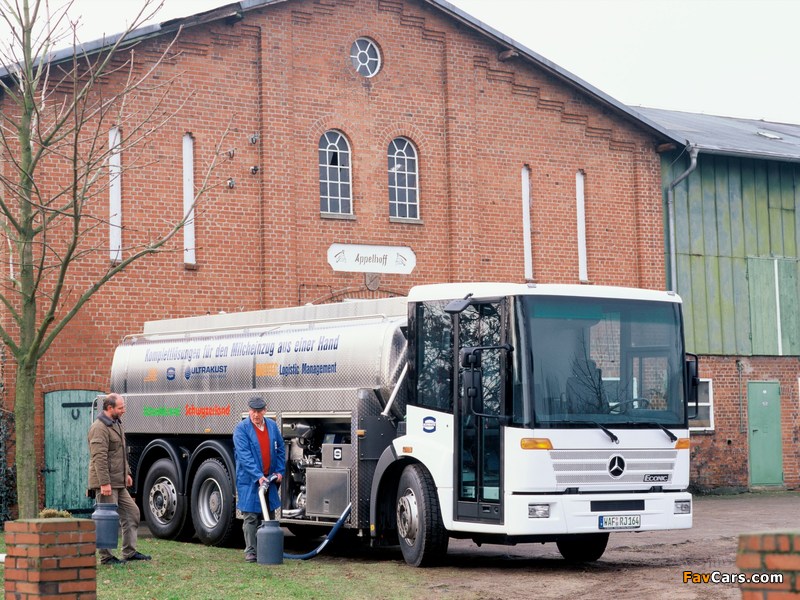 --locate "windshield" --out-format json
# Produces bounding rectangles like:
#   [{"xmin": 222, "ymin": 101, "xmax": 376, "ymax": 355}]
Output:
[{"xmin": 517, "ymin": 295, "xmax": 686, "ymax": 428}]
